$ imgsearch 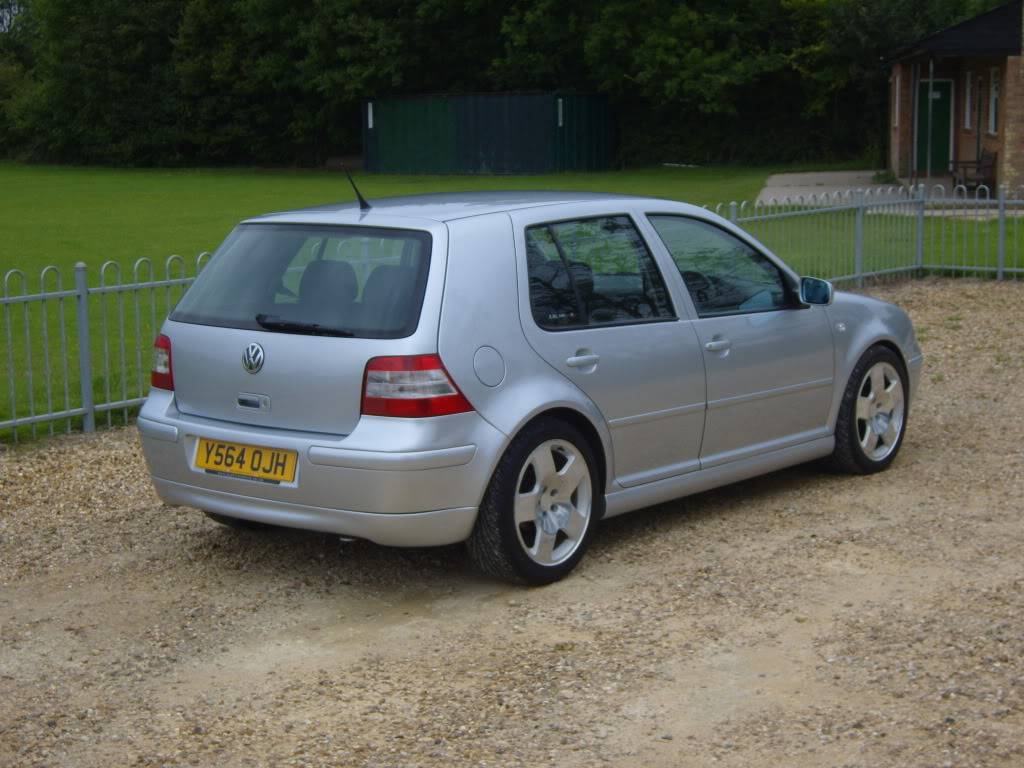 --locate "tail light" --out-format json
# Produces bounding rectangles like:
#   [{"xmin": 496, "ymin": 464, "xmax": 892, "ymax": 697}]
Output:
[
  {"xmin": 362, "ymin": 354, "xmax": 473, "ymax": 417},
  {"xmin": 151, "ymin": 333, "xmax": 174, "ymax": 391}
]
